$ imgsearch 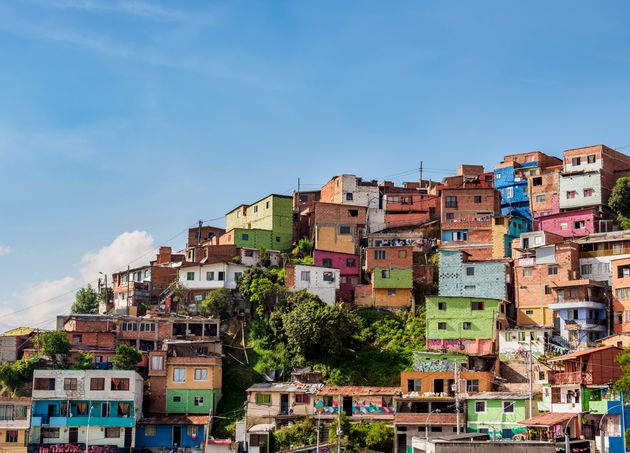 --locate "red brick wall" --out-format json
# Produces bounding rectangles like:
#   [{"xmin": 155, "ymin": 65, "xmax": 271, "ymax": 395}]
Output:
[
  {"xmin": 285, "ymin": 266, "xmax": 296, "ymax": 289},
  {"xmin": 365, "ymin": 246, "xmax": 413, "ymax": 270},
  {"xmin": 313, "ymin": 202, "xmax": 367, "ymax": 225}
]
